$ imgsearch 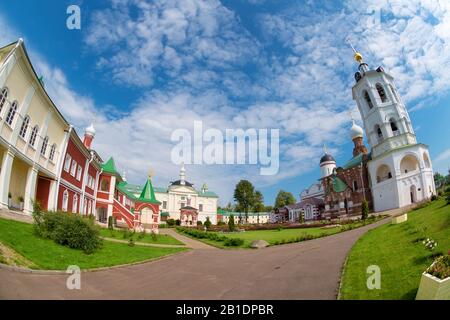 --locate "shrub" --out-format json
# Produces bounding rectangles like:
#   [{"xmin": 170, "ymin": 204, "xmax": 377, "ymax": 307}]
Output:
[
  {"xmin": 151, "ymin": 232, "xmax": 158, "ymax": 242},
  {"xmin": 33, "ymin": 211, "xmax": 102, "ymax": 254},
  {"xmin": 228, "ymin": 215, "xmax": 236, "ymax": 232},
  {"xmin": 197, "ymin": 221, "xmax": 203, "ymax": 226},
  {"xmin": 108, "ymin": 216, "xmax": 114, "ymax": 230},
  {"xmin": 217, "ymin": 221, "xmax": 225, "ymax": 226},
  {"xmin": 175, "ymin": 219, "xmax": 181, "ymax": 226},
  {"xmin": 128, "ymin": 238, "xmax": 135, "ymax": 247},
  {"xmin": 122, "ymin": 229, "xmax": 129, "ymax": 239},
  {"xmin": 361, "ymin": 200, "xmax": 369, "ymax": 220},
  {"xmin": 445, "ymin": 186, "xmax": 450, "ymax": 194},
  {"xmin": 224, "ymin": 238, "xmax": 244, "ymax": 246},
  {"xmin": 204, "ymin": 217, "xmax": 212, "ymax": 229},
  {"xmin": 446, "ymin": 194, "xmax": 450, "ymax": 205},
  {"xmin": 166, "ymin": 219, "xmax": 176, "ymax": 227},
  {"xmin": 159, "ymin": 223, "xmax": 168, "ymax": 229},
  {"xmin": 430, "ymin": 194, "xmax": 438, "ymax": 201},
  {"xmin": 427, "ymin": 255, "xmax": 449, "ymax": 280}
]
